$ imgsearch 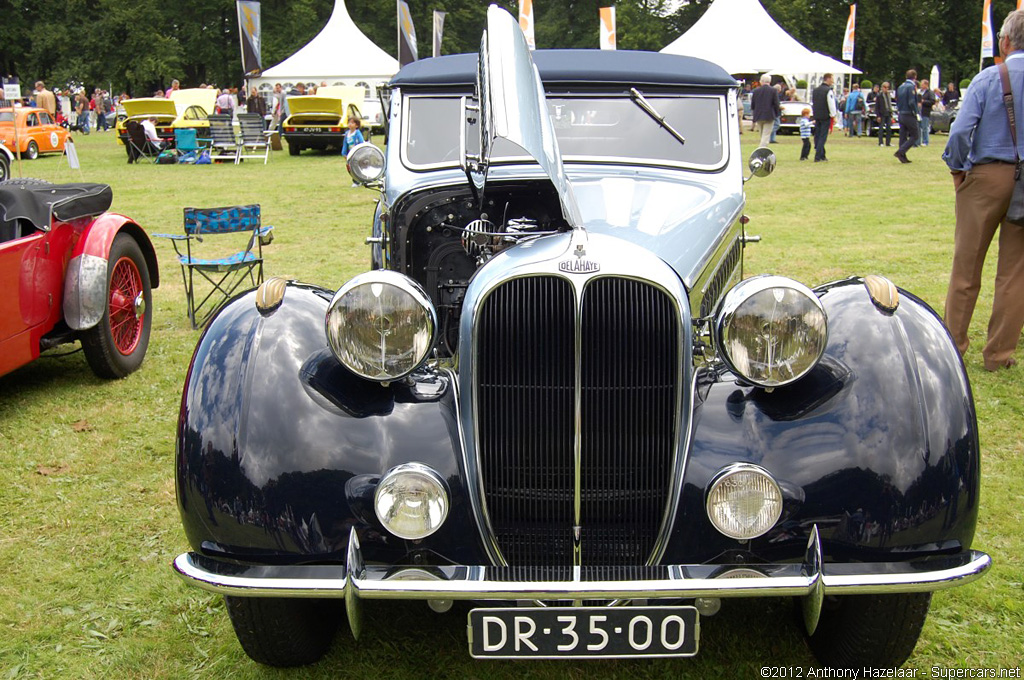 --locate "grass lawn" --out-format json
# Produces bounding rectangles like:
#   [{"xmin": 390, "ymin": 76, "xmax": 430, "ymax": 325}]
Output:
[{"xmin": 0, "ymin": 128, "xmax": 1020, "ymax": 679}]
